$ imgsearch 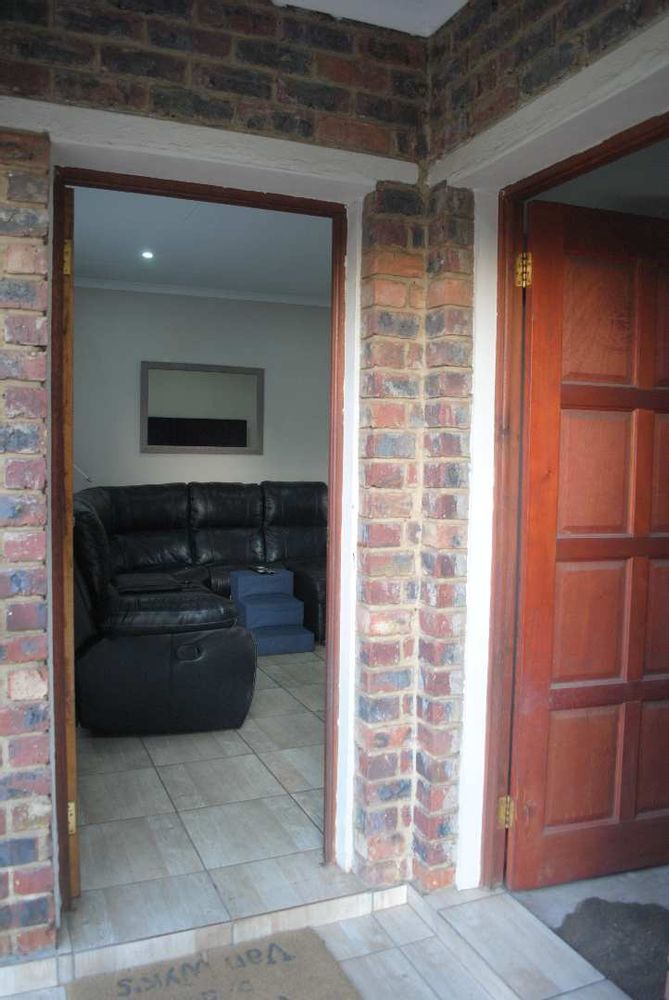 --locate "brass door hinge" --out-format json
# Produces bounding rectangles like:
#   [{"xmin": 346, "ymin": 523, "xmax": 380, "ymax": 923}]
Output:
[
  {"xmin": 63, "ymin": 239, "xmax": 73, "ymax": 276},
  {"xmin": 515, "ymin": 251, "xmax": 532, "ymax": 288},
  {"xmin": 497, "ymin": 794, "xmax": 515, "ymax": 830},
  {"xmin": 67, "ymin": 800, "xmax": 77, "ymax": 836}
]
